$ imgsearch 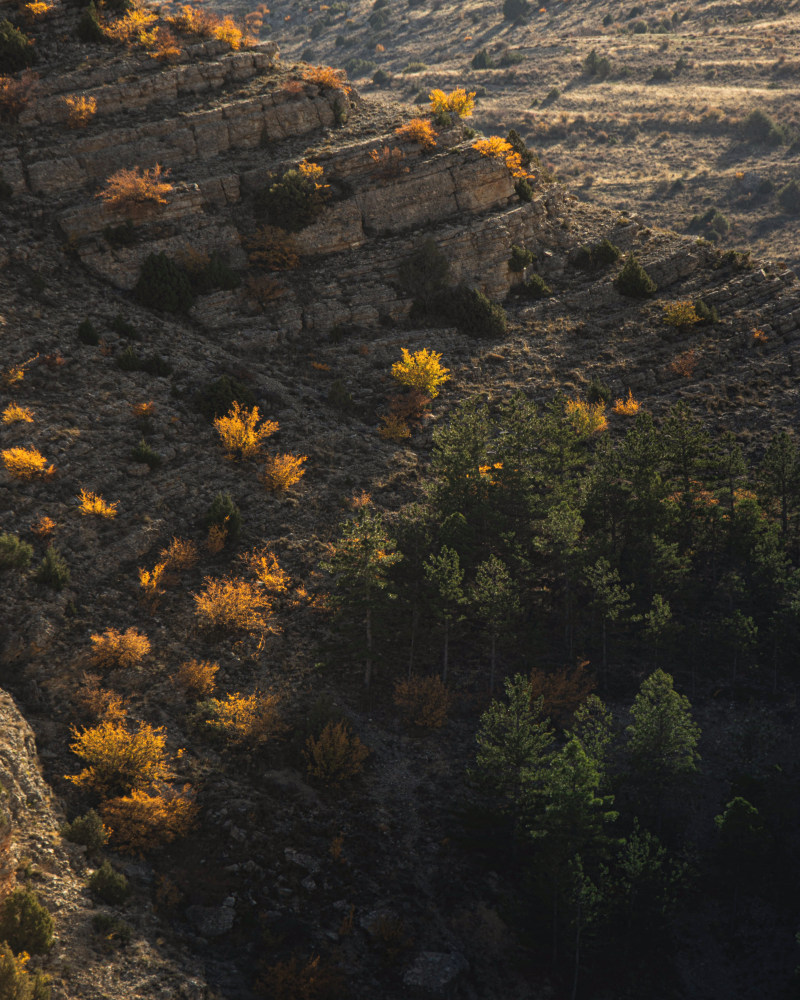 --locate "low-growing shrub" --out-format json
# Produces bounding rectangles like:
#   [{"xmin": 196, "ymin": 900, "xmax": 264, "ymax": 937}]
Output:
[
  {"xmin": 394, "ymin": 117, "xmax": 437, "ymax": 149},
  {"xmin": 471, "ymin": 48, "xmax": 493, "ymax": 70},
  {"xmin": 508, "ymin": 245, "xmax": 534, "ymax": 272},
  {"xmin": 245, "ymin": 226, "xmax": 300, "ymax": 271},
  {"xmin": 91, "ymin": 913, "xmax": 131, "ymax": 946},
  {"xmin": 64, "ymin": 94, "xmax": 96, "ymax": 128},
  {"xmin": 173, "ymin": 659, "xmax": 218, "ymax": 699},
  {"xmin": 100, "ymin": 787, "xmax": 197, "ymax": 853},
  {"xmin": 259, "ymin": 161, "xmax": 329, "ymax": 232},
  {"xmin": 214, "ymin": 402, "xmax": 278, "ymax": 460},
  {"xmin": 66, "ymin": 718, "xmax": 171, "ymax": 797},
  {"xmin": 2, "ymin": 447, "xmax": 54, "ymax": 480},
  {"xmin": 89, "ymin": 861, "xmax": 130, "ymax": 904},
  {"xmin": 398, "ymin": 237, "xmax": 450, "ymax": 309},
  {"xmin": 515, "ymin": 177, "xmax": 534, "ymax": 201},
  {"xmin": 0, "ymin": 69, "xmax": 38, "ymax": 122},
  {"xmin": 688, "ymin": 206, "xmax": 730, "ymax": 242},
  {"xmin": 0, "ymin": 532, "xmax": 33, "ymax": 572},
  {"xmin": 0, "ymin": 20, "xmax": 35, "ymax": 73},
  {"xmin": 566, "ymin": 398, "xmax": 608, "ymax": 435},
  {"xmin": 116, "ymin": 344, "xmax": 140, "ymax": 371},
  {"xmin": 186, "ymin": 250, "xmax": 240, "ymax": 294},
  {"xmin": 61, "ymin": 809, "xmax": 110, "ymax": 852},
  {"xmin": 572, "ymin": 237, "xmax": 621, "ymax": 271},
  {"xmin": 263, "ymin": 454, "xmax": 307, "ymax": 493},
  {"xmin": 740, "ymin": 108, "xmax": 785, "ymax": 145},
  {"xmin": 586, "ymin": 378, "xmax": 611, "ymax": 405},
  {"xmin": 256, "ymin": 954, "xmax": 344, "ymax": 1000},
  {"xmin": 0, "ymin": 940, "xmax": 51, "ymax": 998},
  {"xmin": 391, "ymin": 348, "xmax": 450, "ymax": 398},
  {"xmin": 78, "ymin": 2, "xmax": 104, "ymax": 42},
  {"xmin": 134, "ymin": 253, "xmax": 194, "ymax": 314},
  {"xmin": 663, "ymin": 300, "xmax": 699, "ymax": 327},
  {"xmin": 89, "ymin": 627, "xmax": 150, "ymax": 669},
  {"xmin": 0, "ymin": 889, "xmax": 54, "ymax": 955},
  {"xmin": 428, "ymin": 87, "xmax": 475, "ymax": 125},
  {"xmin": 35, "ymin": 546, "xmax": 69, "ymax": 589},
  {"xmin": 140, "ymin": 353, "xmax": 172, "ymax": 377},
  {"xmin": 612, "ymin": 389, "xmax": 640, "ymax": 416},
  {"xmin": 614, "ymin": 253, "xmax": 657, "ymax": 297},
  {"xmin": 584, "ymin": 48, "xmax": 612, "ymax": 79},
  {"xmin": 193, "ymin": 576, "xmax": 274, "ymax": 632},
  {"xmin": 518, "ymin": 274, "xmax": 552, "ymax": 299},
  {"xmin": 437, "ymin": 285, "xmax": 508, "ymax": 339},
  {"xmin": 204, "ymin": 492, "xmax": 242, "ymax": 541},
  {"xmin": 694, "ymin": 298, "xmax": 719, "ymax": 325},
  {"xmin": 130, "ymin": 438, "xmax": 162, "ymax": 468},
  {"xmin": 77, "ymin": 317, "xmax": 100, "ymax": 345},
  {"xmin": 98, "ymin": 164, "xmax": 172, "ymax": 211},
  {"xmin": 778, "ymin": 178, "xmax": 800, "ymax": 214},
  {"xmin": 78, "ymin": 489, "xmax": 118, "ymax": 517},
  {"xmin": 196, "ymin": 374, "xmax": 257, "ymax": 421},
  {"xmin": 304, "ymin": 720, "xmax": 369, "ymax": 784},
  {"xmin": 393, "ymin": 675, "xmax": 452, "ymax": 728},
  {"xmin": 203, "ymin": 690, "xmax": 286, "ymax": 745}
]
